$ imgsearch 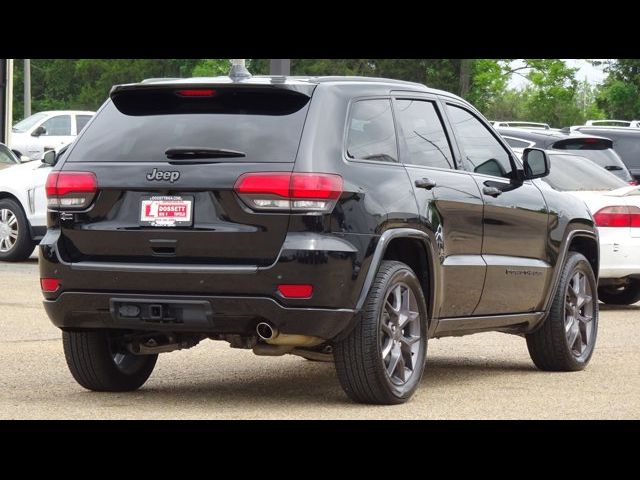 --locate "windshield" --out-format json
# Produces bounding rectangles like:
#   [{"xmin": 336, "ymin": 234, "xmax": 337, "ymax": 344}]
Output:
[
  {"xmin": 544, "ymin": 154, "xmax": 629, "ymax": 191},
  {"xmin": 12, "ymin": 112, "xmax": 48, "ymax": 133}
]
